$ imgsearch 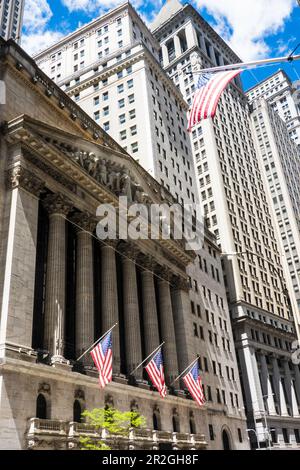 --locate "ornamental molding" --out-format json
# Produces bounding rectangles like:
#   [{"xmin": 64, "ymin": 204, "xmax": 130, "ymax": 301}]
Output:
[{"xmin": 6, "ymin": 164, "xmax": 45, "ymax": 196}]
